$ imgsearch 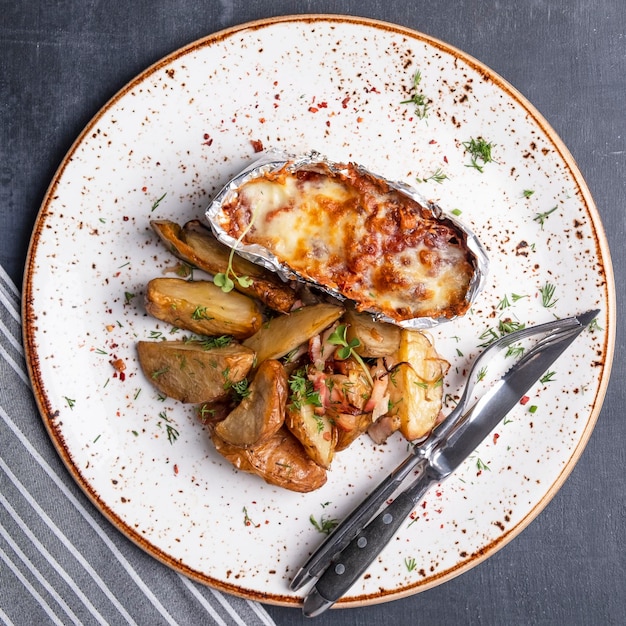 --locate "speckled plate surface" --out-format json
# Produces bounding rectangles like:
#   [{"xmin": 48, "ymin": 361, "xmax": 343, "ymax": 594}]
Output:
[{"xmin": 23, "ymin": 15, "xmax": 615, "ymax": 608}]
